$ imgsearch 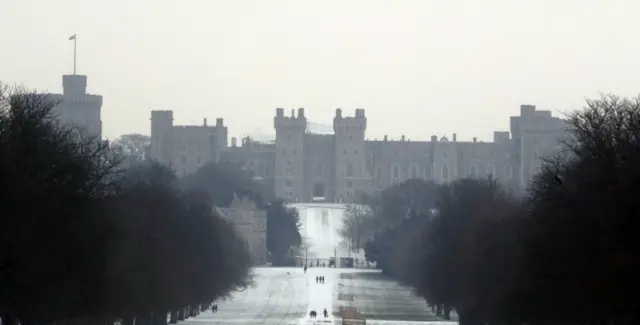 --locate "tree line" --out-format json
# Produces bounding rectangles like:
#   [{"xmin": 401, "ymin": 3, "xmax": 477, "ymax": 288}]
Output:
[
  {"xmin": 0, "ymin": 83, "xmax": 299, "ymax": 325},
  {"xmin": 345, "ymin": 95, "xmax": 640, "ymax": 325}
]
